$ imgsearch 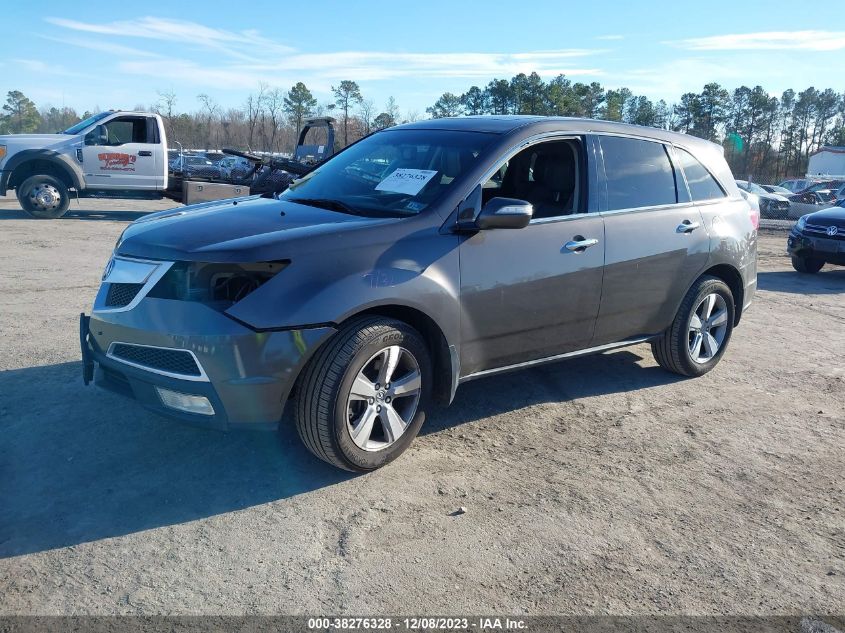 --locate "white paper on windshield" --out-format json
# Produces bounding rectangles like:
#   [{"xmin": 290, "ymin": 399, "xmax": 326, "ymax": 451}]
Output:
[{"xmin": 375, "ymin": 169, "xmax": 438, "ymax": 195}]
